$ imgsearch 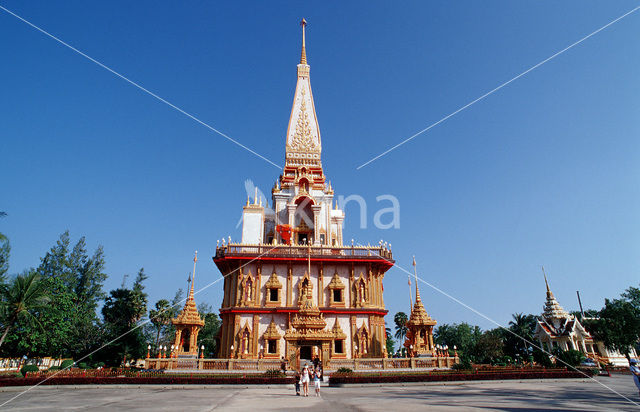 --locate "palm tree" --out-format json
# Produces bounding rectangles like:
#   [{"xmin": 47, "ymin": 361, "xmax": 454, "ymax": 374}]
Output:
[
  {"xmin": 394, "ymin": 312, "xmax": 408, "ymax": 343},
  {"xmin": 0, "ymin": 270, "xmax": 50, "ymax": 347},
  {"xmin": 508, "ymin": 312, "xmax": 535, "ymax": 357}
]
